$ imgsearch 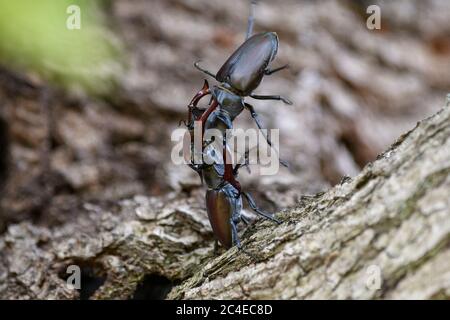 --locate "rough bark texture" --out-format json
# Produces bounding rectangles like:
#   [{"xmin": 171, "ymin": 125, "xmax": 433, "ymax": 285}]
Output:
[
  {"xmin": 0, "ymin": 0, "xmax": 449, "ymax": 300},
  {"xmin": 1, "ymin": 97, "xmax": 449, "ymax": 300},
  {"xmin": 2, "ymin": 0, "xmax": 450, "ymax": 232},
  {"xmin": 169, "ymin": 97, "xmax": 450, "ymax": 300}
]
